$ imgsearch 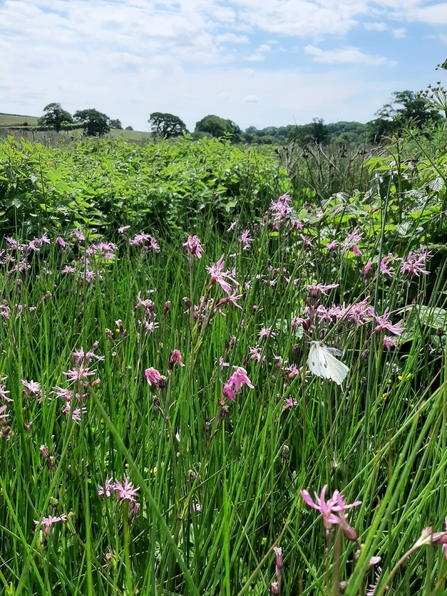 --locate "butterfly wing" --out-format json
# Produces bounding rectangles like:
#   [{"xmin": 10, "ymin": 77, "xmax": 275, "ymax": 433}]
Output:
[
  {"xmin": 307, "ymin": 341, "xmax": 349, "ymax": 386},
  {"xmin": 322, "ymin": 350, "xmax": 349, "ymax": 386},
  {"xmin": 308, "ymin": 342, "xmax": 332, "ymax": 381}
]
